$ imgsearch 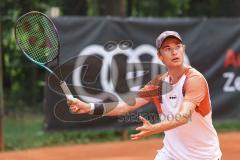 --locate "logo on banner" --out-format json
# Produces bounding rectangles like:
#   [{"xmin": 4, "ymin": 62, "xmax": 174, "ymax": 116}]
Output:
[
  {"xmin": 223, "ymin": 49, "xmax": 240, "ymax": 92},
  {"xmin": 72, "ymin": 42, "xmax": 191, "ymax": 103}
]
